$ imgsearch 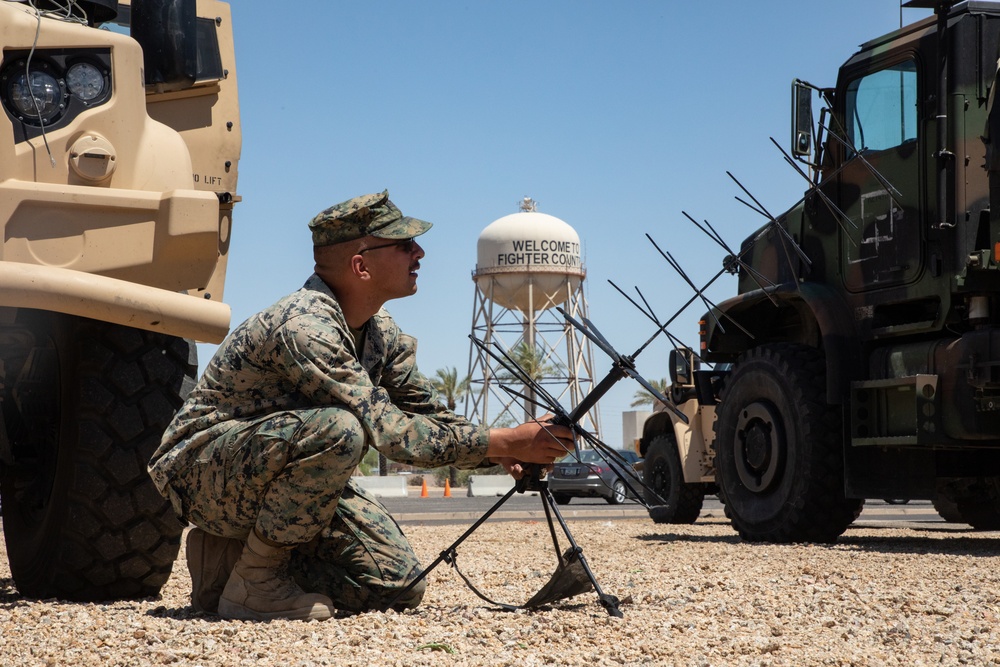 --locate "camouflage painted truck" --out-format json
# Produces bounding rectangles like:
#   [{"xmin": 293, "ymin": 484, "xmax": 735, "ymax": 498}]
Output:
[
  {"xmin": 639, "ymin": 0, "xmax": 1000, "ymax": 542},
  {"xmin": 0, "ymin": 0, "xmax": 240, "ymax": 599}
]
